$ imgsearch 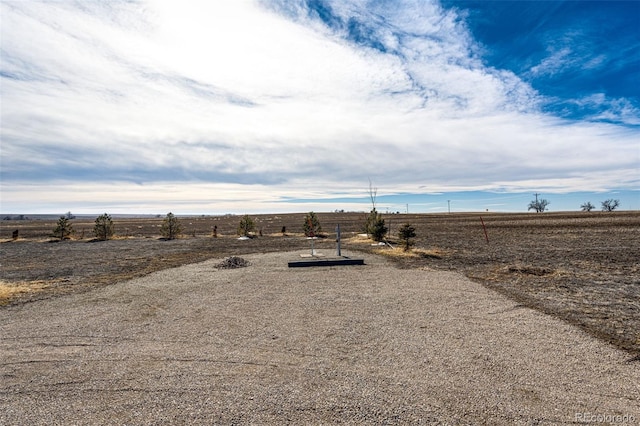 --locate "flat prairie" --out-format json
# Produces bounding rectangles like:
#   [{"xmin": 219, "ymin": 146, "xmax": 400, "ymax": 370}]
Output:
[{"xmin": 1, "ymin": 211, "xmax": 639, "ymax": 354}]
